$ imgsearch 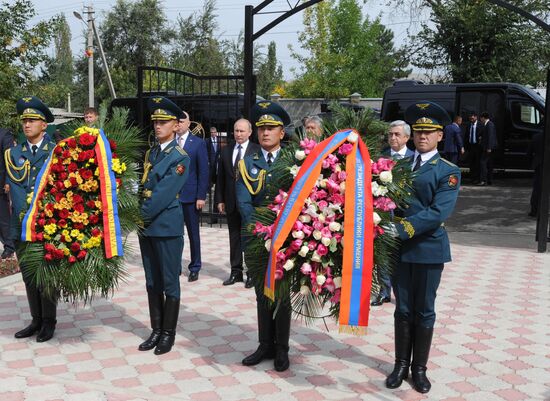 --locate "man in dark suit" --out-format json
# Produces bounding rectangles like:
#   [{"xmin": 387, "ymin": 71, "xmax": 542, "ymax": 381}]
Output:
[
  {"xmin": 7, "ymin": 96, "xmax": 58, "ymax": 342},
  {"xmin": 372, "ymin": 120, "xmax": 414, "ymax": 307},
  {"xmin": 442, "ymin": 115, "xmax": 464, "ymax": 164},
  {"xmin": 215, "ymin": 119, "xmax": 260, "ymax": 287},
  {"xmin": 464, "ymin": 112, "xmax": 482, "ymax": 183},
  {"xmin": 478, "ymin": 111, "xmax": 497, "ymax": 186},
  {"xmin": 138, "ymin": 97, "xmax": 190, "ymax": 355},
  {"xmin": 206, "ymin": 126, "xmax": 221, "ymax": 185},
  {"xmin": 176, "ymin": 112, "xmax": 209, "ymax": 282},
  {"xmin": 0, "ymin": 127, "xmax": 15, "ymax": 259},
  {"xmin": 236, "ymin": 100, "xmax": 292, "ymax": 372},
  {"xmin": 386, "ymin": 101, "xmax": 460, "ymax": 394}
]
